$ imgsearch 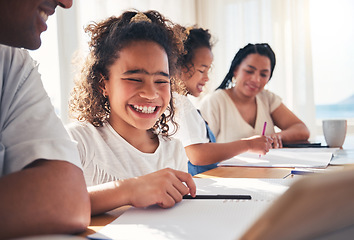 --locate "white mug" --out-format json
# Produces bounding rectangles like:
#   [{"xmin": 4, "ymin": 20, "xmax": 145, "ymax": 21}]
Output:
[{"xmin": 322, "ymin": 119, "xmax": 347, "ymax": 147}]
